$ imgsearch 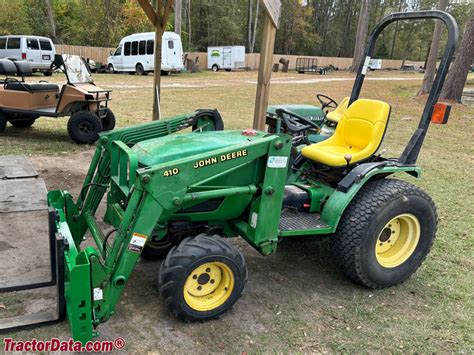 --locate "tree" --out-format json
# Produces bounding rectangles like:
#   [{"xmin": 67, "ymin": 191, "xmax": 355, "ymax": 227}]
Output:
[
  {"xmin": 440, "ymin": 8, "xmax": 474, "ymax": 102},
  {"xmin": 418, "ymin": 0, "xmax": 448, "ymax": 96},
  {"xmin": 137, "ymin": 0, "xmax": 174, "ymax": 120},
  {"xmin": 174, "ymin": 0, "xmax": 182, "ymax": 35},
  {"xmin": 44, "ymin": 0, "xmax": 56, "ymax": 41},
  {"xmin": 247, "ymin": 0, "xmax": 259, "ymax": 53},
  {"xmin": 351, "ymin": 0, "xmax": 372, "ymax": 73}
]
